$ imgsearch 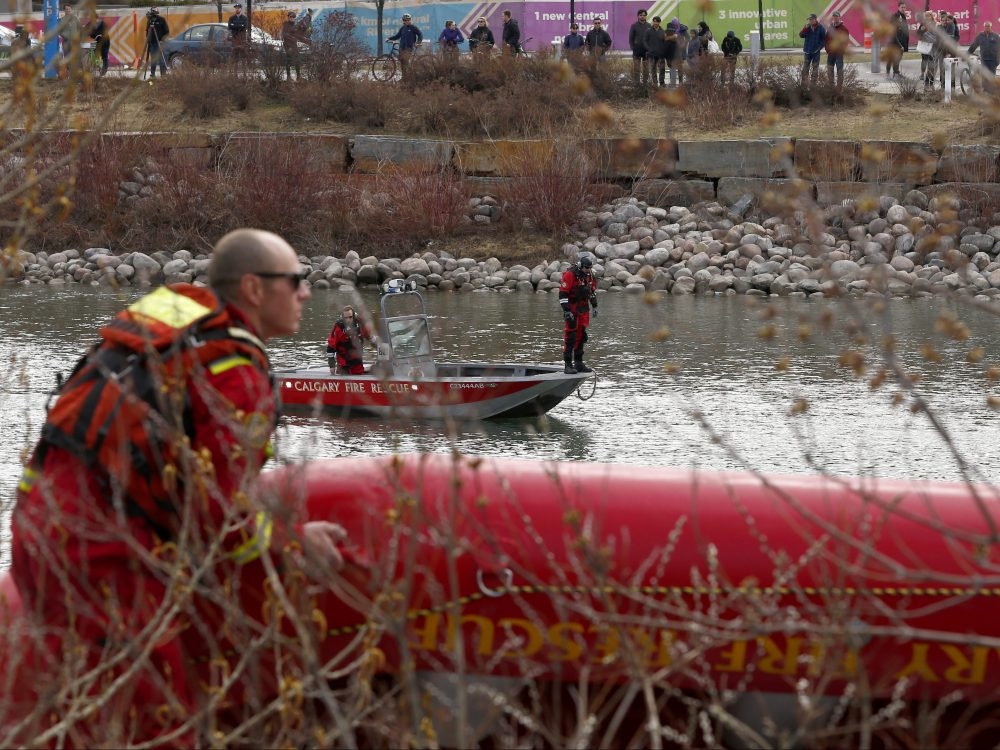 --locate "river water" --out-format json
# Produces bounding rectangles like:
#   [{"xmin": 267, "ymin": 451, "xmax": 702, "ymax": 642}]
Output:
[{"xmin": 3, "ymin": 284, "xmax": 1000, "ymax": 558}]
